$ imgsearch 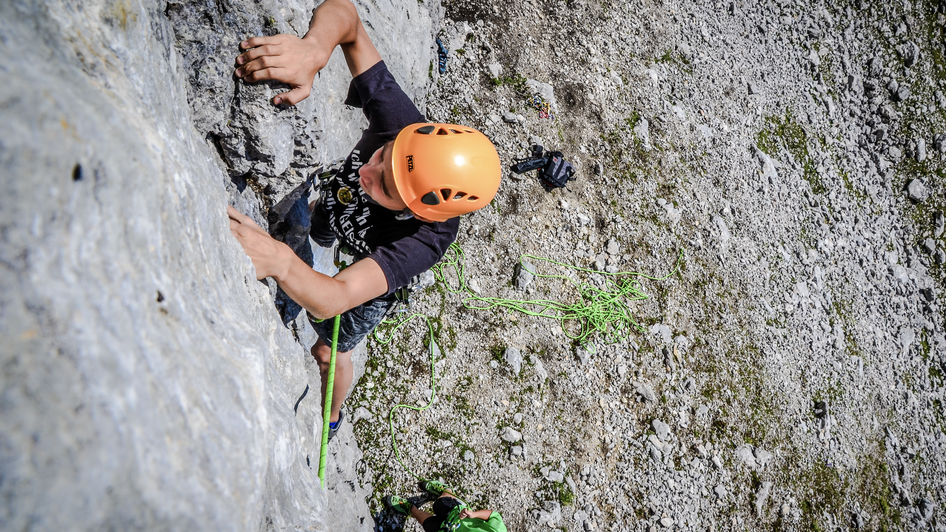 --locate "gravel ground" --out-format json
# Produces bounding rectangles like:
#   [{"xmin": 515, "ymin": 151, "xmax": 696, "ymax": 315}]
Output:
[{"xmin": 337, "ymin": 0, "xmax": 946, "ymax": 531}]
